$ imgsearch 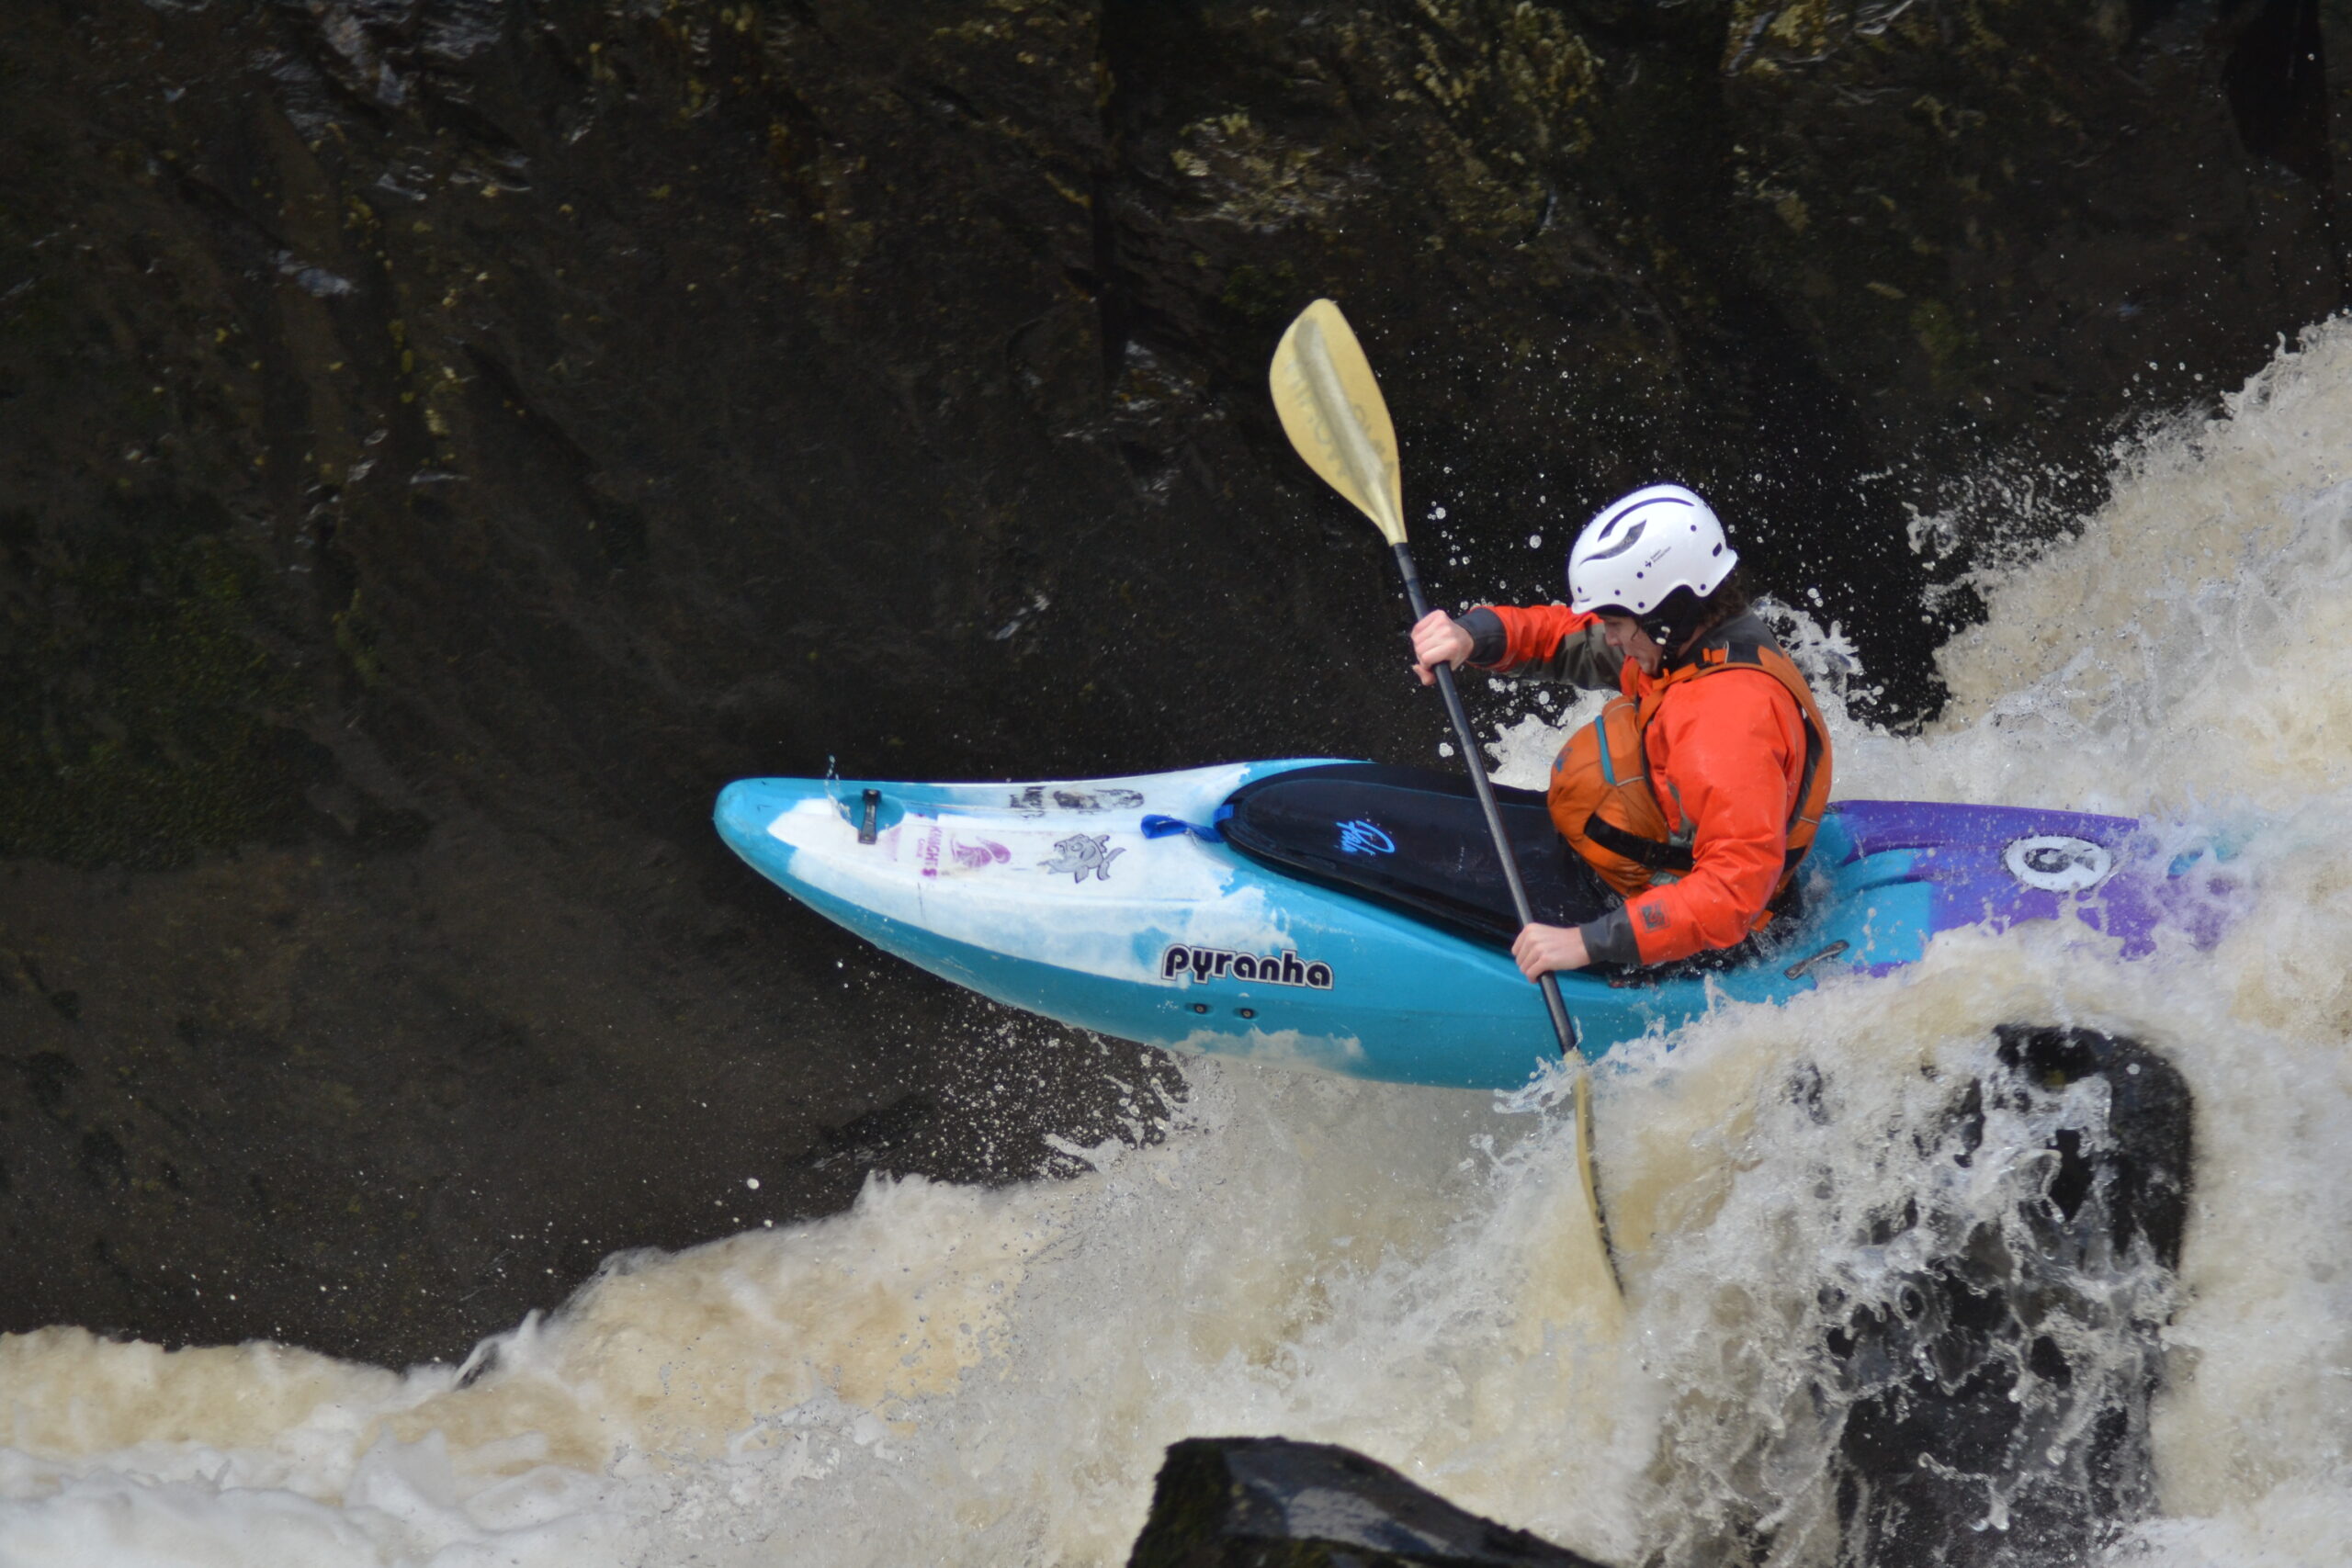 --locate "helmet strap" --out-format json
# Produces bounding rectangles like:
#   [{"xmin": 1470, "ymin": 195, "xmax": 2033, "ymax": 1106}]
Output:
[{"xmin": 1640, "ymin": 588, "xmax": 1702, "ymax": 658}]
